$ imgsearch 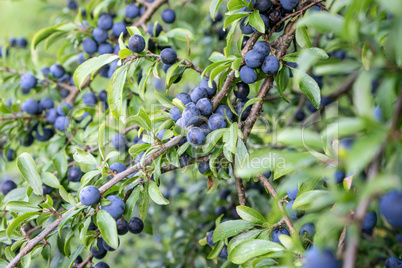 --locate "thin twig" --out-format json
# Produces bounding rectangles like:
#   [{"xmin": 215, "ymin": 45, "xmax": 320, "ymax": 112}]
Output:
[
  {"xmin": 233, "ymin": 157, "xmax": 247, "ymax": 206},
  {"xmin": 134, "ymin": 0, "xmax": 168, "ymax": 30},
  {"xmin": 77, "ymin": 253, "xmax": 93, "ymax": 268},
  {"xmin": 257, "ymin": 174, "xmax": 296, "ymax": 234},
  {"xmin": 269, "ymin": 0, "xmax": 325, "ymax": 38},
  {"xmin": 343, "ymin": 92, "xmax": 402, "ymax": 268}
]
